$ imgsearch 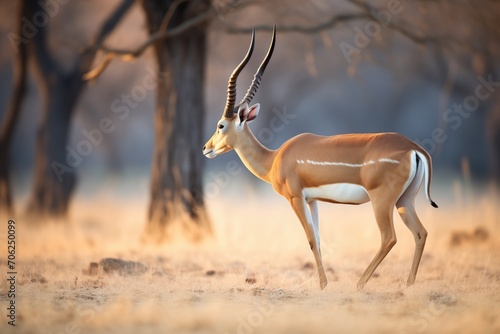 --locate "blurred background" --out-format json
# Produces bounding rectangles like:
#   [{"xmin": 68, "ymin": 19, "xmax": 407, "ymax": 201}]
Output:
[{"xmin": 0, "ymin": 0, "xmax": 499, "ymax": 237}]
